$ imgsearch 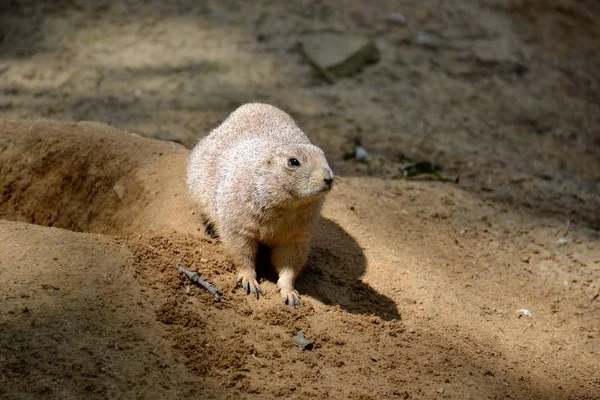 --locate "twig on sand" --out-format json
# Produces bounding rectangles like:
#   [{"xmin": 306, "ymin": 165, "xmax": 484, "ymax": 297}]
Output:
[
  {"xmin": 175, "ymin": 264, "xmax": 223, "ymax": 302},
  {"xmin": 587, "ymin": 286, "xmax": 600, "ymax": 308},
  {"xmin": 563, "ymin": 219, "xmax": 571, "ymax": 237}
]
